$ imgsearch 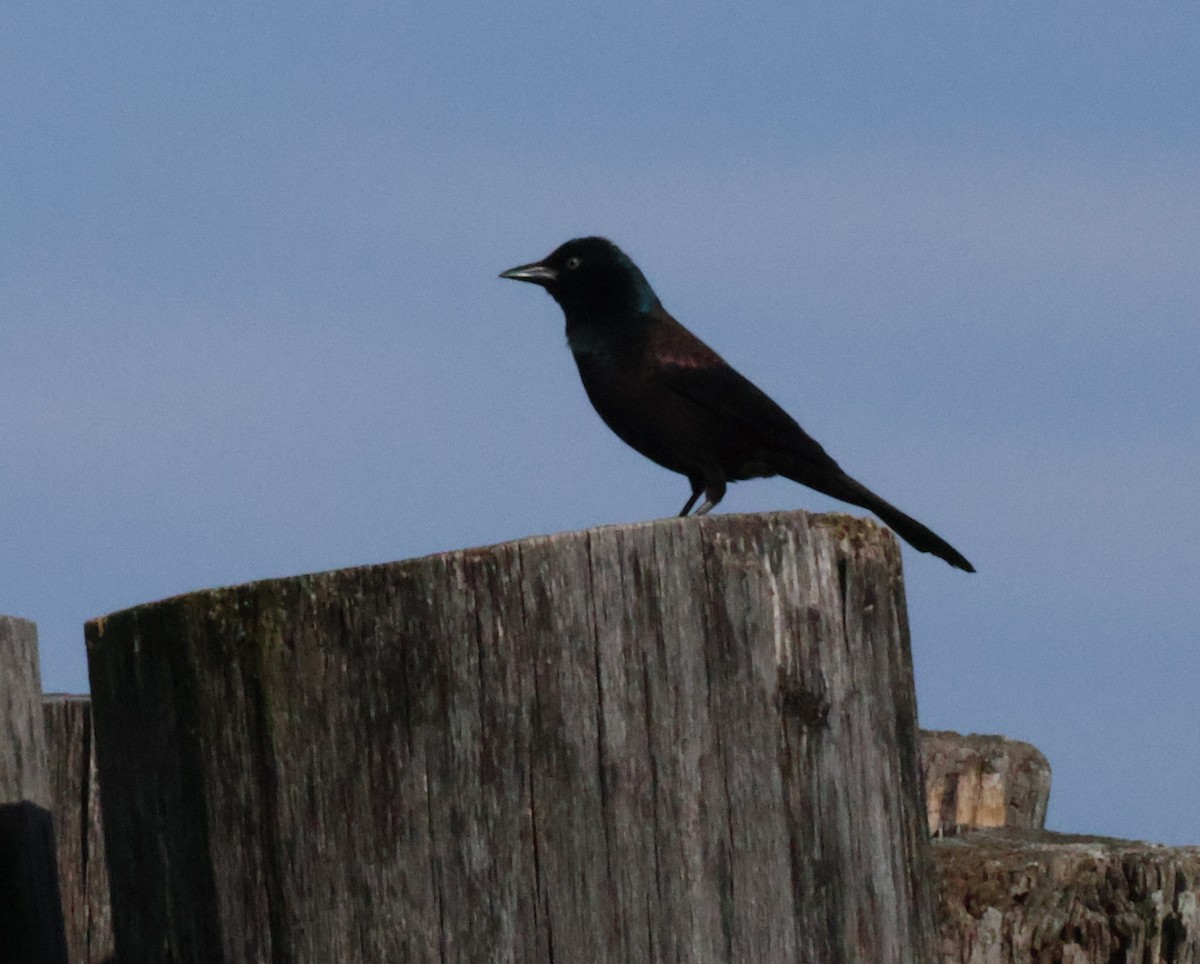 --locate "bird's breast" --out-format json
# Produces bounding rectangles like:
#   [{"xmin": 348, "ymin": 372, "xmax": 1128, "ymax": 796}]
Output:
[{"xmin": 571, "ymin": 350, "xmax": 731, "ymax": 478}]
